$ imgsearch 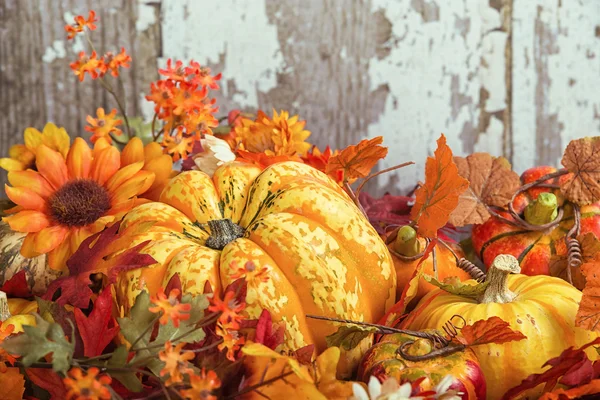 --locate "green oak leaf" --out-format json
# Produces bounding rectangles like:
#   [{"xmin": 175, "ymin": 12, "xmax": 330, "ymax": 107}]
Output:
[
  {"xmin": 1, "ymin": 314, "xmax": 74, "ymax": 374},
  {"xmin": 423, "ymin": 275, "xmax": 488, "ymax": 299},
  {"xmin": 106, "ymin": 345, "xmax": 143, "ymax": 392}
]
